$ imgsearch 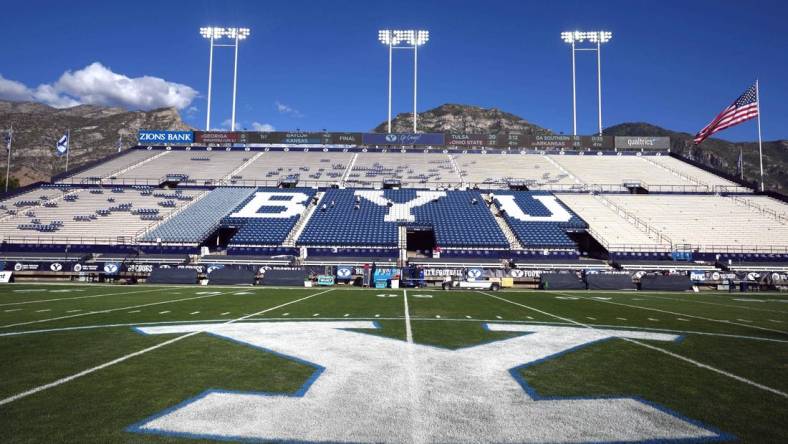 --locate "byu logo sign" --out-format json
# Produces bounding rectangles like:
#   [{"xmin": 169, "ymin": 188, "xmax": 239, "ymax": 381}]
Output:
[
  {"xmin": 467, "ymin": 268, "xmax": 483, "ymax": 279},
  {"xmin": 494, "ymin": 194, "xmax": 573, "ymax": 222},
  {"xmin": 231, "ymin": 192, "xmax": 309, "ymax": 219},
  {"xmin": 129, "ymin": 322, "xmax": 725, "ymax": 443},
  {"xmin": 355, "ymin": 190, "xmax": 445, "ymax": 222}
]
